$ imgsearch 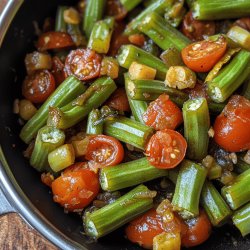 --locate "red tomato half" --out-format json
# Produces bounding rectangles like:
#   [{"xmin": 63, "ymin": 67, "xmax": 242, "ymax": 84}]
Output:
[
  {"xmin": 105, "ymin": 88, "xmax": 130, "ymax": 112},
  {"xmin": 214, "ymin": 95, "xmax": 250, "ymax": 152},
  {"xmin": 85, "ymin": 135, "xmax": 124, "ymax": 167},
  {"xmin": 22, "ymin": 70, "xmax": 55, "ymax": 103},
  {"xmin": 181, "ymin": 36, "xmax": 227, "ymax": 72},
  {"xmin": 64, "ymin": 49, "xmax": 102, "ymax": 81},
  {"xmin": 51, "ymin": 162, "xmax": 99, "ymax": 211},
  {"xmin": 181, "ymin": 11, "xmax": 215, "ymax": 41},
  {"xmin": 37, "ymin": 31, "xmax": 75, "ymax": 51},
  {"xmin": 182, "ymin": 210, "xmax": 212, "ymax": 248},
  {"xmin": 51, "ymin": 56, "xmax": 65, "ymax": 85},
  {"xmin": 125, "ymin": 209, "xmax": 165, "ymax": 249},
  {"xmin": 146, "ymin": 130, "xmax": 187, "ymax": 169},
  {"xmin": 143, "ymin": 94, "xmax": 183, "ymax": 131}
]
